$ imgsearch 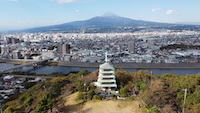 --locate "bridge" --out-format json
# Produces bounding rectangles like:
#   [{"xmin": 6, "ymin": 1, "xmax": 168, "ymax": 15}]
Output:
[{"xmin": 0, "ymin": 58, "xmax": 52, "ymax": 73}]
